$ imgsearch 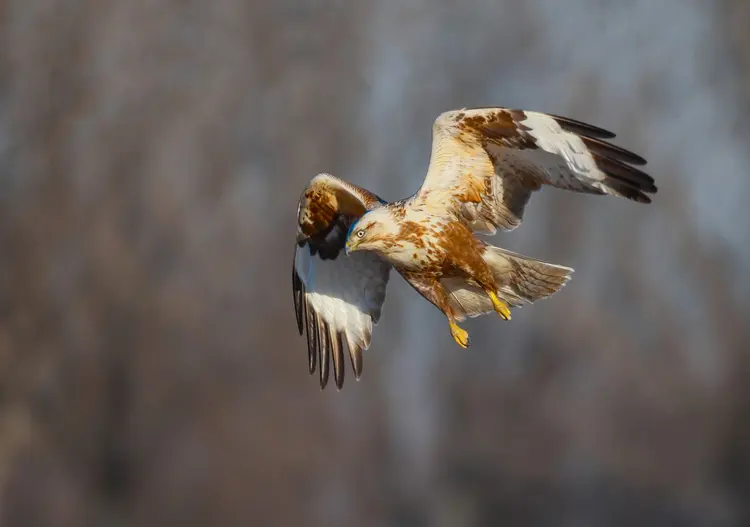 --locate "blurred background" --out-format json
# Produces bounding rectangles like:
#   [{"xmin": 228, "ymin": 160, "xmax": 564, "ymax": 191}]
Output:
[{"xmin": 1, "ymin": 0, "xmax": 750, "ymax": 525}]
